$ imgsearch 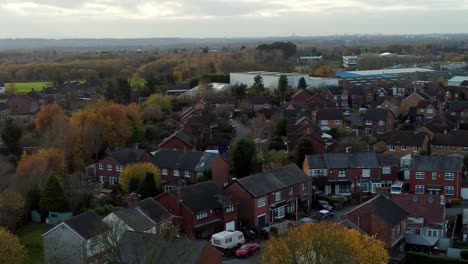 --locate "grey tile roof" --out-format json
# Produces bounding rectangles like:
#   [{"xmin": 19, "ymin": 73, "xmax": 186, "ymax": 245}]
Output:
[
  {"xmin": 152, "ymin": 149, "xmax": 217, "ymax": 171},
  {"xmin": 379, "ymin": 130, "xmax": 427, "ymax": 146},
  {"xmin": 168, "ymin": 181, "xmax": 231, "ymax": 213},
  {"xmin": 235, "ymin": 164, "xmax": 310, "ymax": 198},
  {"xmin": 110, "ymin": 148, "xmax": 148, "ymax": 165},
  {"xmin": 410, "ymin": 155, "xmax": 462, "ymax": 172},
  {"xmin": 201, "ymin": 97, "xmax": 235, "ymax": 105},
  {"xmin": 159, "ymin": 130, "xmax": 194, "ymax": 148},
  {"xmin": 306, "ymin": 152, "xmax": 380, "ymax": 169},
  {"xmin": 316, "ymin": 108, "xmax": 343, "ymax": 121},
  {"xmin": 363, "ymin": 108, "xmax": 393, "ymax": 121},
  {"xmin": 136, "ymin": 198, "xmax": 172, "ymax": 223},
  {"xmin": 65, "ymin": 211, "xmax": 109, "ymax": 240},
  {"xmin": 349, "ymin": 112, "xmax": 363, "ymax": 127},
  {"xmin": 432, "ymin": 131, "xmax": 468, "ymax": 147},
  {"xmin": 377, "ymin": 154, "xmax": 398, "ymax": 166},
  {"xmin": 349, "ymin": 195, "xmax": 408, "ymax": 227},
  {"xmin": 114, "ymin": 208, "xmax": 155, "ymax": 232},
  {"xmin": 447, "ymin": 101, "xmax": 468, "ymax": 112}
]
